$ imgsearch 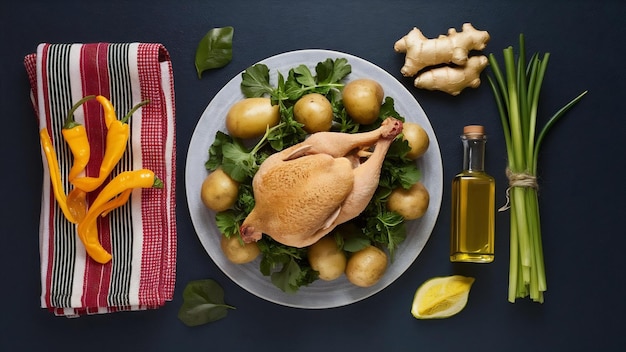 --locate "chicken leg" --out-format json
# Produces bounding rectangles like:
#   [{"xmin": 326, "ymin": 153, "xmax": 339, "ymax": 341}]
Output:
[{"xmin": 283, "ymin": 116, "xmax": 403, "ymax": 160}]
